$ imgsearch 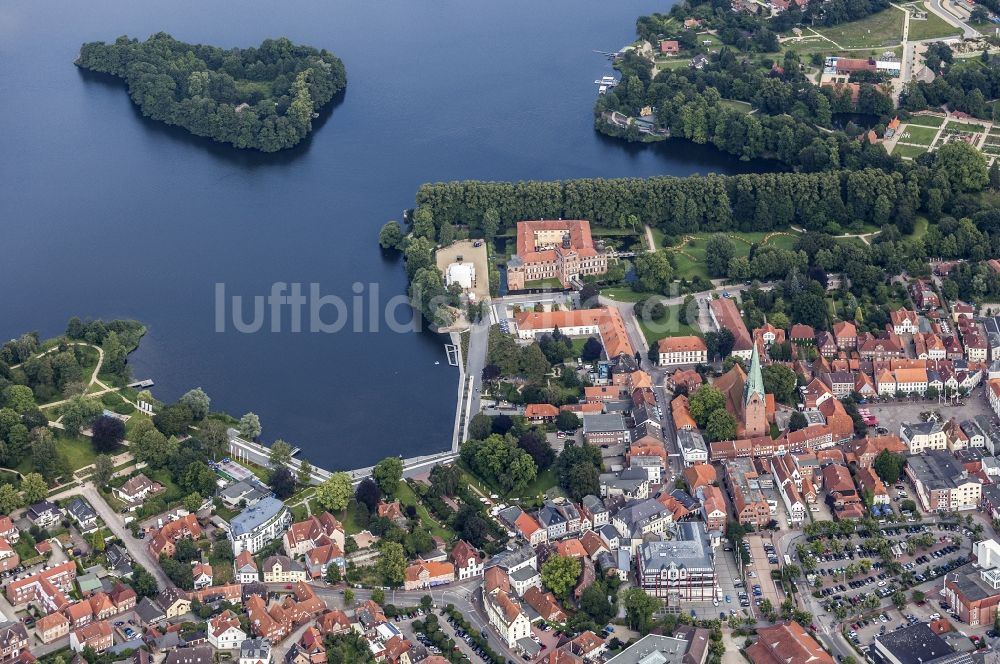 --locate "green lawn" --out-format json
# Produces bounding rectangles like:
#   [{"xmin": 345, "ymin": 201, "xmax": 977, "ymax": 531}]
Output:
[
  {"xmin": 665, "ymin": 230, "xmax": 800, "ymax": 281},
  {"xmin": 906, "ymin": 11, "xmax": 961, "ymax": 40},
  {"xmin": 905, "ymin": 115, "xmax": 945, "ymax": 128},
  {"xmin": 524, "ymin": 278, "xmax": 564, "ymax": 290},
  {"xmin": 335, "ymin": 501, "xmax": 369, "ymax": 536},
  {"xmin": 898, "ymin": 125, "xmax": 939, "ymax": 146},
  {"xmin": 601, "ymin": 287, "xmax": 648, "ymax": 303},
  {"xmin": 396, "ymin": 481, "xmax": 454, "ymax": 540},
  {"xmin": 892, "ymin": 143, "xmax": 929, "ymax": 159},
  {"xmin": 22, "ymin": 434, "xmax": 99, "ymax": 475},
  {"xmin": 638, "ymin": 304, "xmax": 701, "ymax": 346},
  {"xmin": 816, "ymin": 8, "xmax": 904, "ymax": 48},
  {"xmin": 146, "ymin": 468, "xmax": 184, "ymax": 504},
  {"xmin": 945, "ymin": 120, "xmax": 988, "ymax": 132},
  {"xmin": 910, "ymin": 216, "xmax": 930, "ymax": 240},
  {"xmin": 507, "ymin": 468, "xmax": 558, "ymax": 501},
  {"xmin": 719, "ymin": 99, "xmax": 753, "ymax": 113}
]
